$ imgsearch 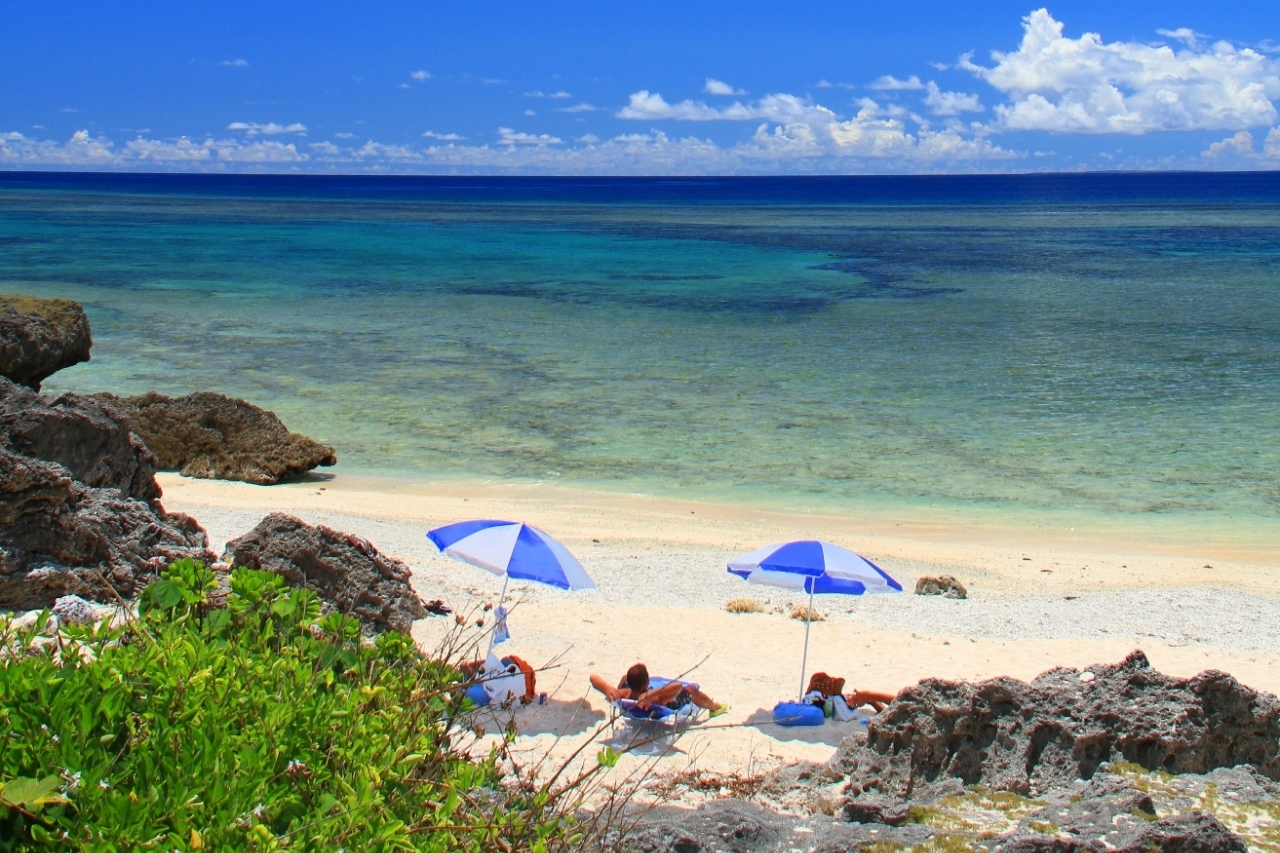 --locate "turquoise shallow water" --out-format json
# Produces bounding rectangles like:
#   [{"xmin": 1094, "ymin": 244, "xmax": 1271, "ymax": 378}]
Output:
[{"xmin": 2, "ymin": 174, "xmax": 1279, "ymax": 540}]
